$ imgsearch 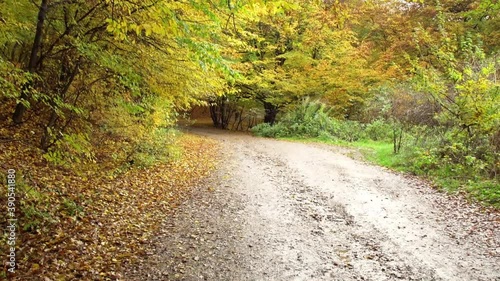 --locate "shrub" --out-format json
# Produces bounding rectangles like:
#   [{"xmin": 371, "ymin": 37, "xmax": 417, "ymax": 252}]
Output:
[
  {"xmin": 130, "ymin": 128, "xmax": 182, "ymax": 168},
  {"xmin": 252, "ymin": 99, "xmax": 366, "ymax": 141},
  {"xmin": 330, "ymin": 119, "xmax": 365, "ymax": 142},
  {"xmin": 251, "ymin": 123, "xmax": 279, "ymax": 137},
  {"xmin": 400, "ymin": 125, "xmax": 498, "ymax": 183},
  {"xmin": 365, "ymin": 119, "xmax": 393, "ymax": 141}
]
